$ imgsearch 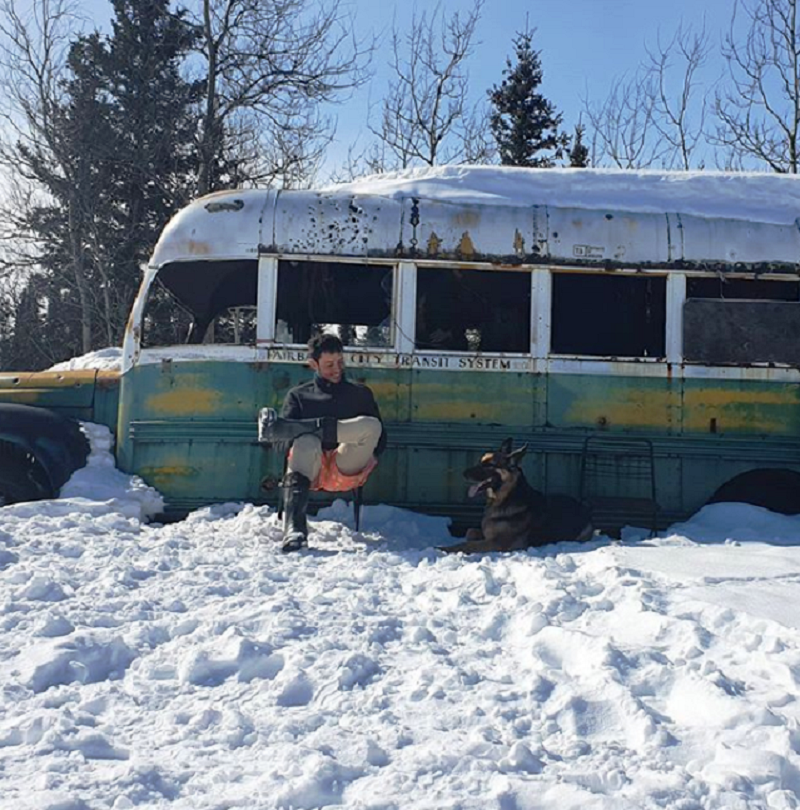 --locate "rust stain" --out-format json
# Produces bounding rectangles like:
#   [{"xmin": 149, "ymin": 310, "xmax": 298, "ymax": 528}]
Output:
[
  {"xmin": 427, "ymin": 232, "xmax": 442, "ymax": 256},
  {"xmin": 452, "ymin": 210, "xmax": 480, "ymax": 228},
  {"xmin": 514, "ymin": 229, "xmax": 525, "ymax": 254},
  {"xmin": 96, "ymin": 371, "xmax": 121, "ymax": 389},
  {"xmin": 139, "ymin": 465, "xmax": 200, "ymax": 483},
  {"xmin": 186, "ymin": 239, "xmax": 211, "ymax": 255},
  {"xmin": 458, "ymin": 231, "xmax": 476, "ymax": 258}
]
